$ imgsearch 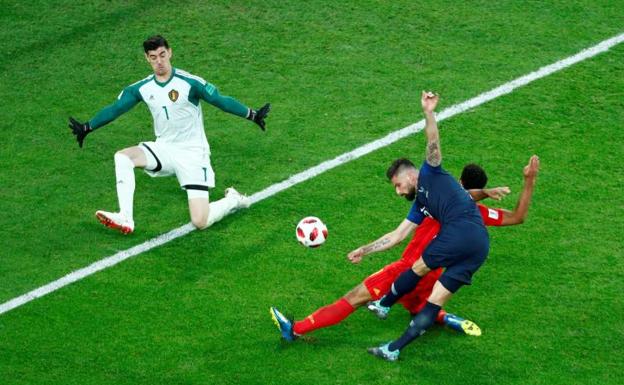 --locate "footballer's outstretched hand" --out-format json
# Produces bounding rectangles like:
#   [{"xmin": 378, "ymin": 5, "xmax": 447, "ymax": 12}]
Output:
[
  {"xmin": 484, "ymin": 186, "xmax": 511, "ymax": 201},
  {"xmin": 247, "ymin": 103, "xmax": 271, "ymax": 131},
  {"xmin": 68, "ymin": 117, "xmax": 92, "ymax": 148},
  {"xmin": 524, "ymin": 155, "xmax": 540, "ymax": 180},
  {"xmin": 347, "ymin": 248, "xmax": 365, "ymax": 264},
  {"xmin": 421, "ymin": 91, "xmax": 439, "ymax": 113}
]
